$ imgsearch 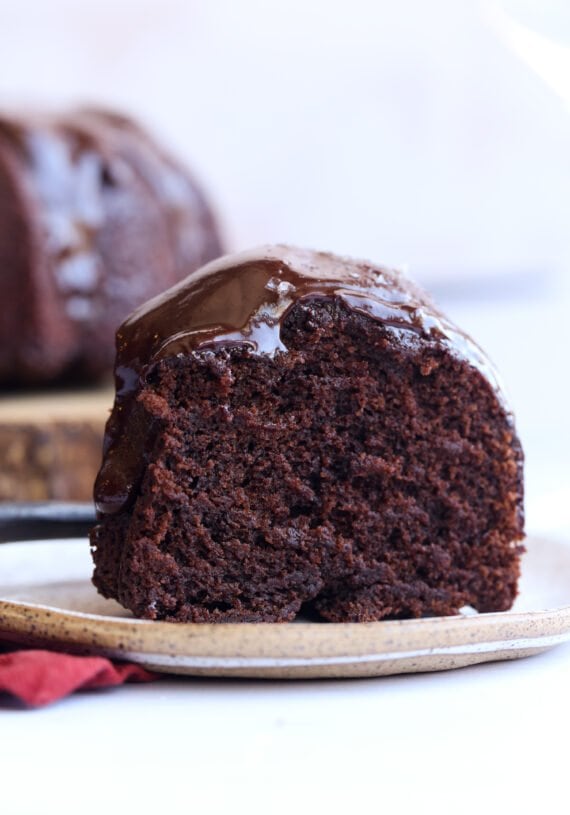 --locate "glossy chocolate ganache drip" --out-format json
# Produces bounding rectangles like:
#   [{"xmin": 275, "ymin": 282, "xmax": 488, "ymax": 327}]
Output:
[{"xmin": 95, "ymin": 245, "xmax": 508, "ymax": 515}]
